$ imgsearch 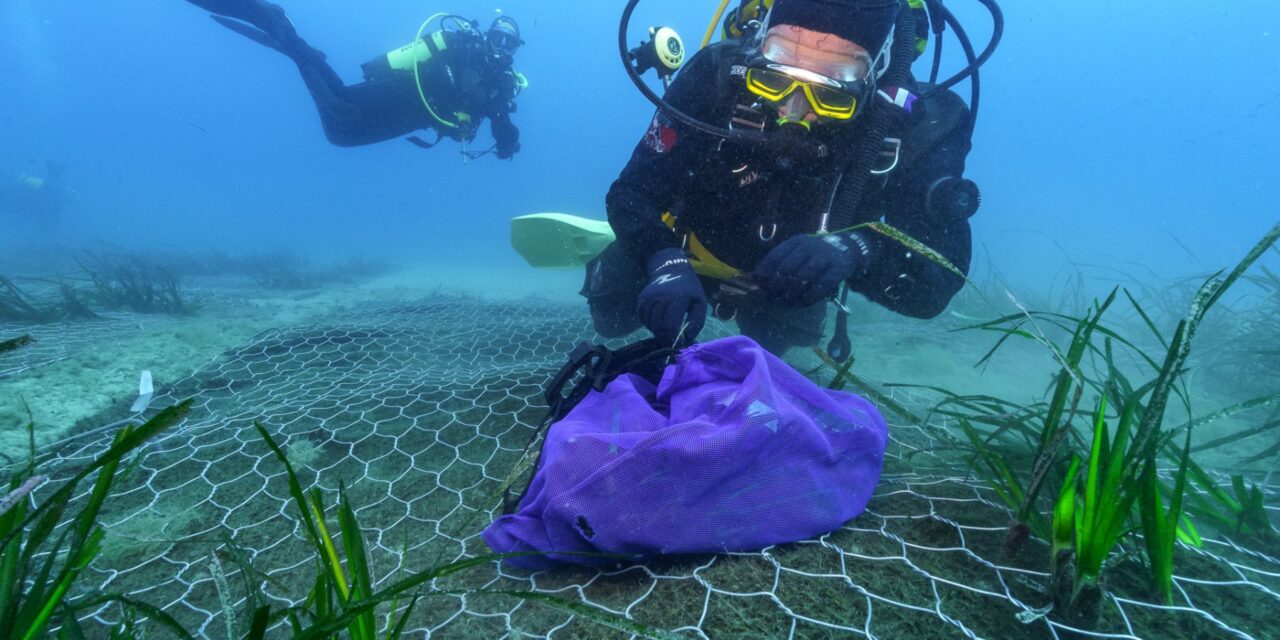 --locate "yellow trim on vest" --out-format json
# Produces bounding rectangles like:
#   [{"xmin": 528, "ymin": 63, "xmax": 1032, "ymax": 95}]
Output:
[{"xmin": 662, "ymin": 213, "xmax": 742, "ymax": 280}]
